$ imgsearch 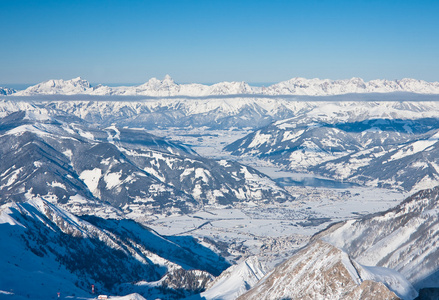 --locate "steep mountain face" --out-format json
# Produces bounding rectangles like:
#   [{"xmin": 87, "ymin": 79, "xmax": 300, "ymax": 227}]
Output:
[
  {"xmin": 238, "ymin": 240, "xmax": 413, "ymax": 300},
  {"xmin": 0, "ymin": 198, "xmax": 227, "ymax": 299},
  {"xmin": 318, "ymin": 186, "xmax": 439, "ymax": 291},
  {"xmin": 225, "ymin": 103, "xmax": 439, "ymax": 192},
  {"xmin": 0, "ymin": 110, "xmax": 291, "ymax": 218},
  {"xmin": 11, "ymin": 76, "xmax": 439, "ymax": 96}
]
